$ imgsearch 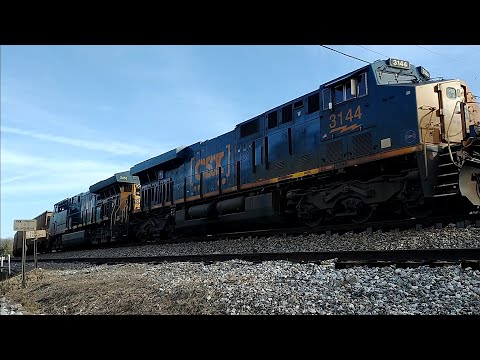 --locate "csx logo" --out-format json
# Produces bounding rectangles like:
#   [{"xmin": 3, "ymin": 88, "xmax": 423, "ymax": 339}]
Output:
[{"xmin": 195, "ymin": 152, "xmax": 225, "ymax": 180}]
